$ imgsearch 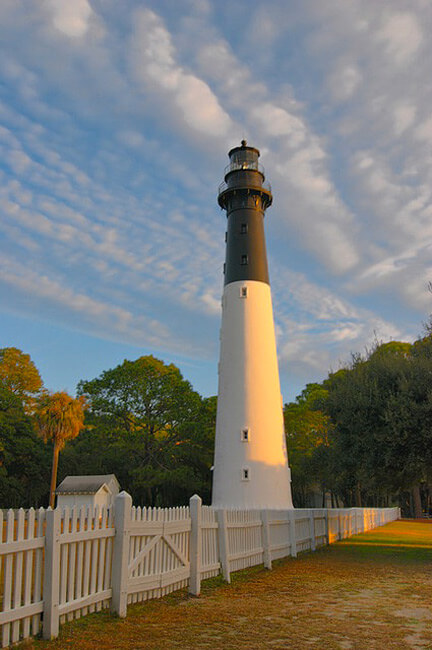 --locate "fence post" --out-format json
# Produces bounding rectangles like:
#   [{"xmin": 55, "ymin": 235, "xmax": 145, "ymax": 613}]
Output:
[
  {"xmin": 338, "ymin": 512, "xmax": 343, "ymax": 540},
  {"xmin": 111, "ymin": 491, "xmax": 132, "ymax": 617},
  {"xmin": 217, "ymin": 509, "xmax": 231, "ymax": 583},
  {"xmin": 43, "ymin": 508, "xmax": 61, "ymax": 640},
  {"xmin": 324, "ymin": 510, "xmax": 330, "ymax": 545},
  {"xmin": 189, "ymin": 494, "xmax": 202, "ymax": 596},
  {"xmin": 359, "ymin": 509, "xmax": 365, "ymax": 534},
  {"xmin": 288, "ymin": 510, "xmax": 297, "ymax": 557},
  {"xmin": 261, "ymin": 510, "xmax": 272, "ymax": 570},
  {"xmin": 309, "ymin": 510, "xmax": 316, "ymax": 551}
]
